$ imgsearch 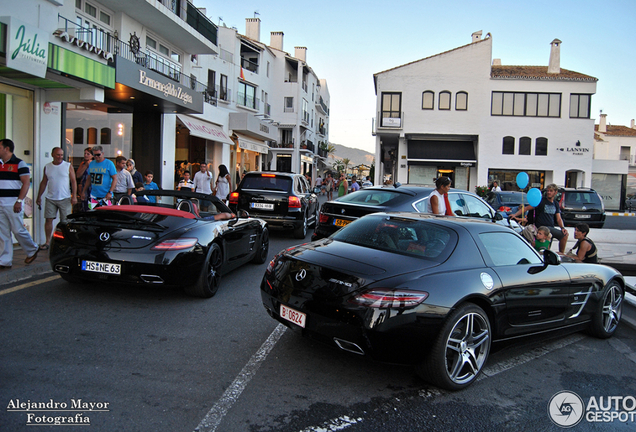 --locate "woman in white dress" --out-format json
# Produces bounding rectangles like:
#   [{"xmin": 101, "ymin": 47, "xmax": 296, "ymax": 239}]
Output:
[{"xmin": 214, "ymin": 164, "xmax": 231, "ymax": 203}]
